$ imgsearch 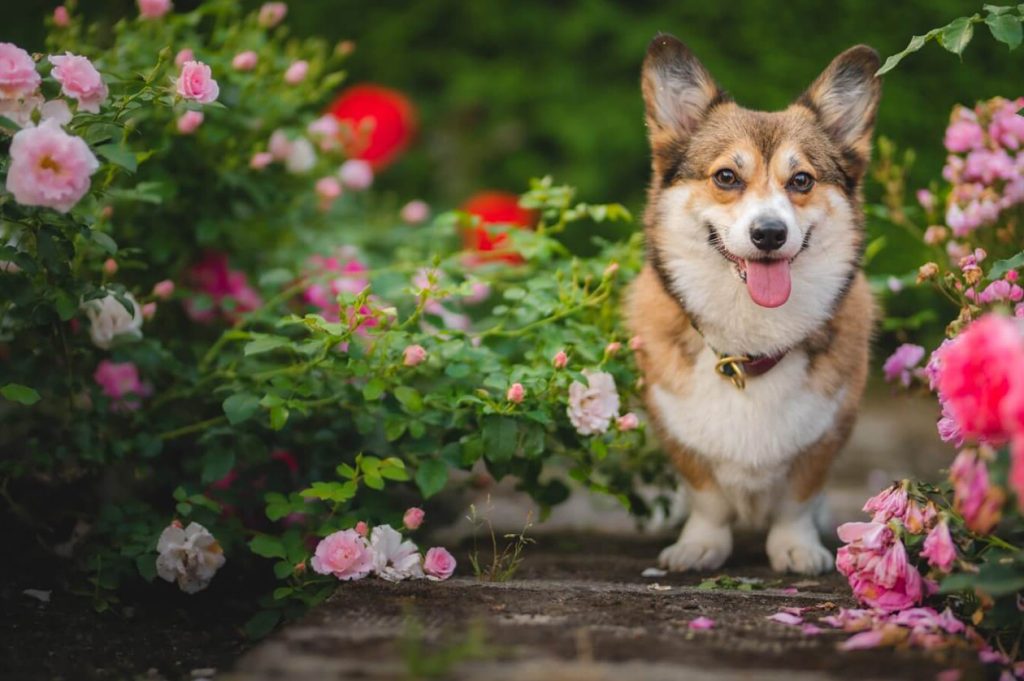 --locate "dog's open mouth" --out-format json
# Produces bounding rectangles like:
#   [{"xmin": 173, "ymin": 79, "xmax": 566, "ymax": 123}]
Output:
[{"xmin": 707, "ymin": 225, "xmax": 798, "ymax": 309}]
